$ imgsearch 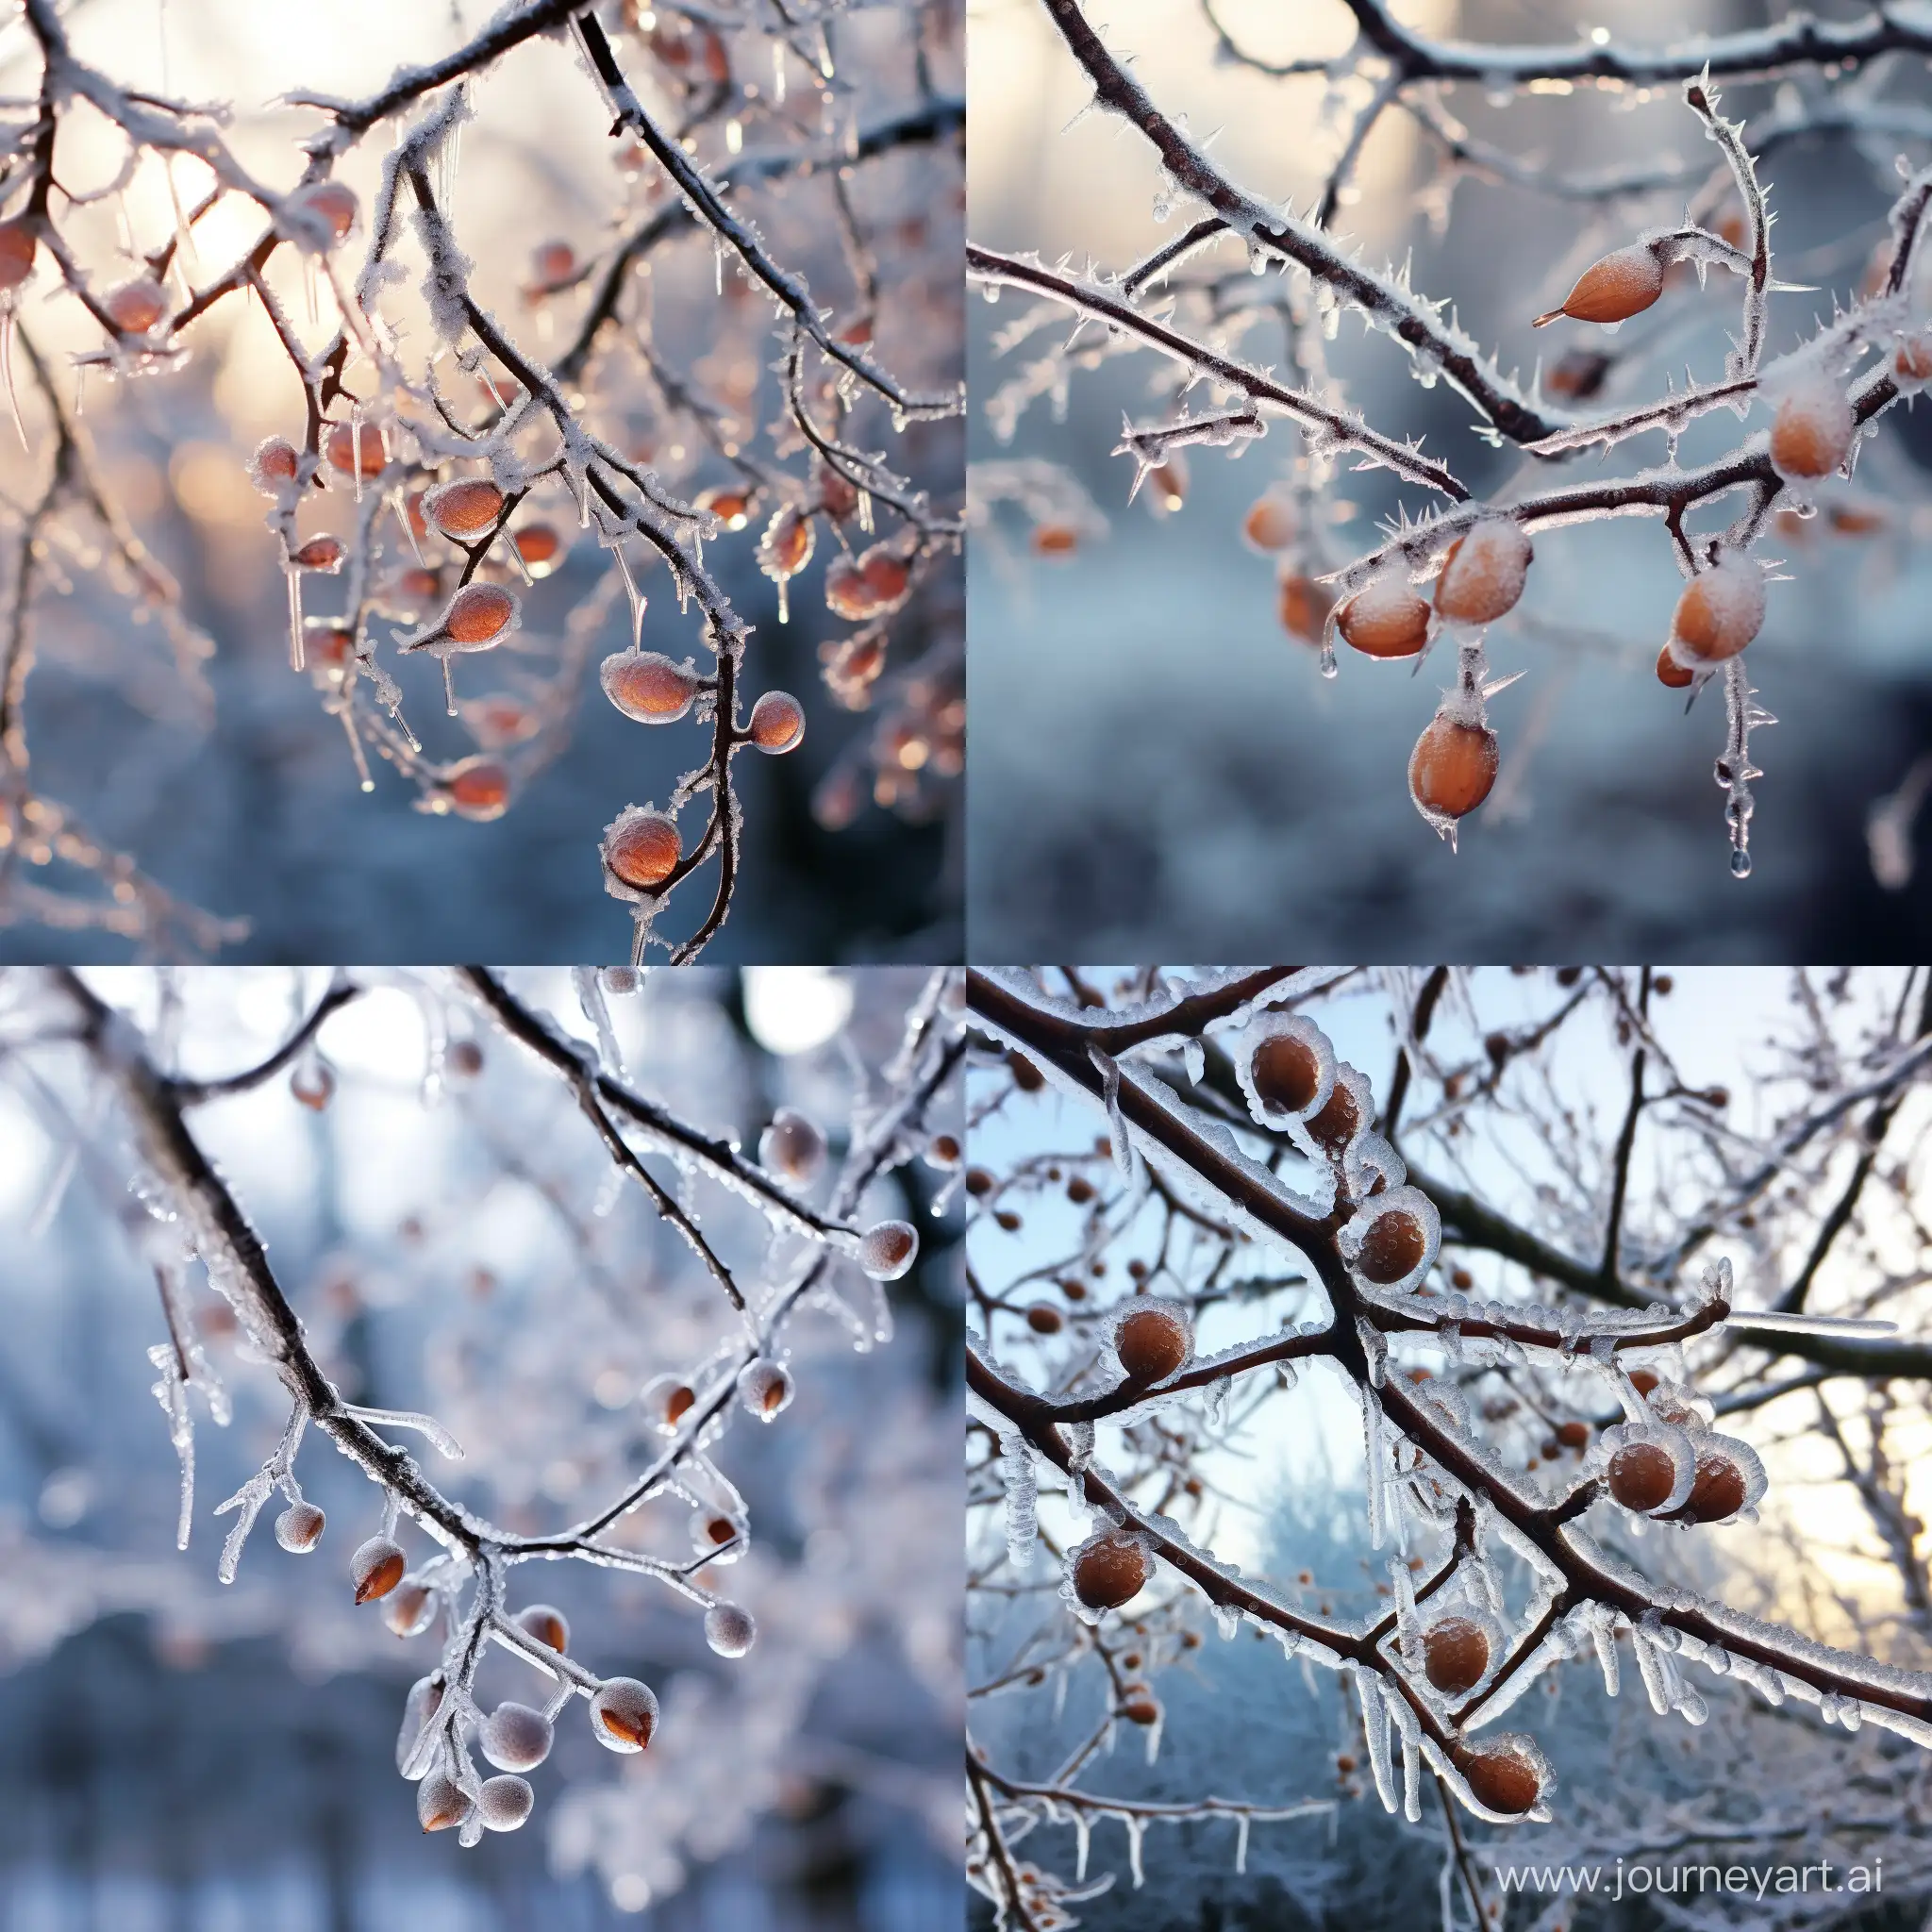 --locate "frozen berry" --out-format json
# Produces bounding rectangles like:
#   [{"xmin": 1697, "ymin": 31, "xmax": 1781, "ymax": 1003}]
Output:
[
  {"xmin": 1607, "ymin": 1441, "xmax": 1677, "ymax": 1512},
  {"xmin": 289, "ymin": 179, "xmax": 358, "ymax": 243},
  {"xmin": 1071, "ymin": 1530, "xmax": 1151, "ymax": 1610},
  {"xmin": 858, "ymin": 1220, "xmax": 919, "ymax": 1280},
  {"xmin": 291, "ymin": 536, "xmax": 345, "ymax": 572},
  {"xmin": 1339, "ymin": 573, "xmax": 1431, "ymax": 659},
  {"xmin": 477, "ymin": 1774, "xmax": 534, "ymax": 1831},
  {"xmin": 1025, "ymin": 1302, "xmax": 1063, "ymax": 1334},
  {"xmin": 1409, "ymin": 717, "xmax": 1498, "ymax": 822},
  {"xmin": 442, "ymin": 582, "xmax": 516, "ymax": 645},
  {"xmin": 704, "ymin": 1602, "xmax": 757, "ymax": 1657},
  {"xmin": 516, "ymin": 1604, "xmax": 570, "ymax": 1654},
  {"xmin": 249, "ymin": 437, "xmax": 300, "ymax": 493},
  {"xmin": 275, "ymin": 1502, "xmax": 325, "ymax": 1552},
  {"xmin": 1533, "ymin": 244, "xmax": 1663, "ymax": 327},
  {"xmin": 417, "ymin": 1771, "xmax": 470, "ymax": 1832},
  {"xmin": 1434, "ymin": 519, "xmax": 1532, "ymax": 627},
  {"xmin": 513, "ymin": 523, "xmax": 563, "ymax": 575},
  {"xmin": 590, "ymin": 1676, "xmax": 659, "ymax": 1752},
  {"xmin": 1682, "ymin": 1449, "xmax": 1749, "ymax": 1523},
  {"xmin": 0, "ymin": 218, "xmax": 37, "ymax": 290},
  {"xmin": 425, "ymin": 477, "xmax": 506, "ymax": 539},
  {"xmin": 1357, "ymin": 1208, "xmax": 1427, "ymax": 1285},
  {"xmin": 1277, "ymin": 571, "xmax": 1334, "ymax": 643},
  {"xmin": 747, "ymin": 690, "xmax": 804, "ymax": 753},
  {"xmin": 444, "ymin": 757, "xmax": 511, "ymax": 822},
  {"xmin": 1656, "ymin": 643, "xmax": 1693, "ymax": 690},
  {"xmin": 737, "ymin": 1357, "xmax": 793, "ymax": 1420},
  {"xmin": 1423, "ymin": 1616, "xmax": 1491, "ymax": 1695},
  {"xmin": 1670, "ymin": 554, "xmax": 1764, "ymax": 666},
  {"xmin": 352, "ymin": 1536, "xmax": 407, "ymax": 1604},
  {"xmin": 105, "ymin": 275, "xmax": 168, "ymax": 334},
  {"xmin": 1242, "ymin": 493, "xmax": 1297, "ymax": 552},
  {"xmin": 1769, "ymin": 379, "xmax": 1855, "ymax": 481},
  {"xmin": 481, "ymin": 1702, "xmax": 554, "ymax": 1773},
  {"xmin": 601, "ymin": 650, "xmax": 699, "ymax": 724},
  {"xmin": 396, "ymin": 1674, "xmax": 443, "ymax": 1776},
  {"xmin": 1307, "ymin": 1077, "xmax": 1361, "ymax": 1151},
  {"xmin": 1251, "ymin": 1032, "xmax": 1322, "ymax": 1114},
  {"xmin": 759, "ymin": 1108, "xmax": 825, "ymax": 1183},
  {"xmin": 760, "ymin": 506, "xmax": 813, "ymax": 578},
  {"xmin": 1115, "ymin": 1303, "xmax": 1190, "ymax": 1383},
  {"xmin": 604, "ymin": 809, "xmax": 681, "ymax": 890},
  {"xmin": 1457, "ymin": 1739, "xmax": 1543, "ymax": 1814},
  {"xmin": 324, "ymin": 421, "xmax": 389, "ymax": 478},
  {"xmin": 384, "ymin": 1581, "xmax": 434, "ymax": 1637}
]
